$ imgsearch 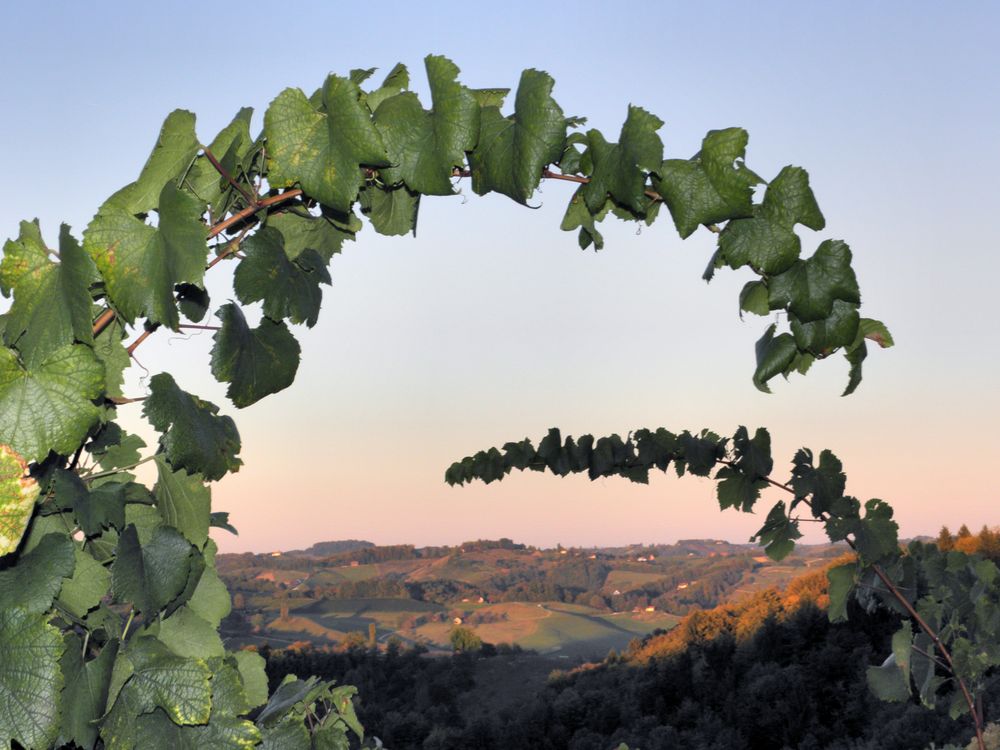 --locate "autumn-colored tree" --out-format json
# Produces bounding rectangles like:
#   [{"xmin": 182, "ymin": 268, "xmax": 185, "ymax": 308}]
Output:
[
  {"xmin": 938, "ymin": 525, "xmax": 956, "ymax": 552},
  {"xmin": 979, "ymin": 526, "xmax": 1000, "ymax": 562}
]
